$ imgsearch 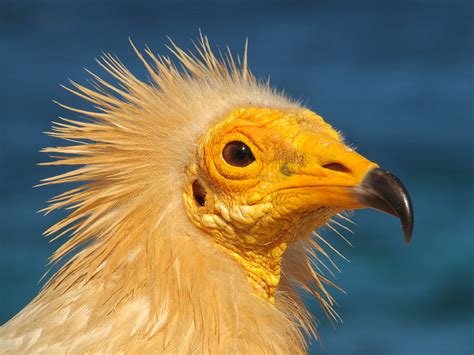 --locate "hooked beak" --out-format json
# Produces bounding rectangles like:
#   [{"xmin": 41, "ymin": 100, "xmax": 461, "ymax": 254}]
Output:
[
  {"xmin": 353, "ymin": 168, "xmax": 414, "ymax": 243},
  {"xmin": 263, "ymin": 115, "xmax": 415, "ymax": 244}
]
